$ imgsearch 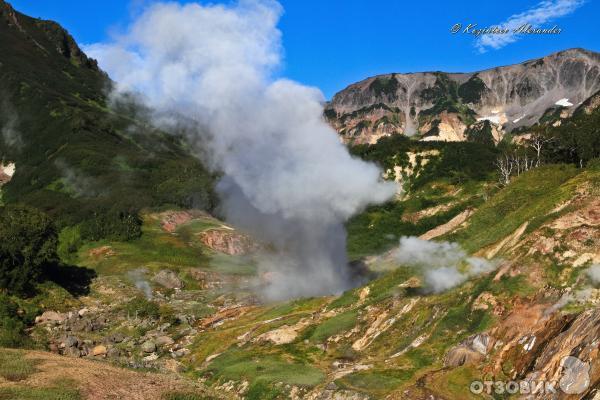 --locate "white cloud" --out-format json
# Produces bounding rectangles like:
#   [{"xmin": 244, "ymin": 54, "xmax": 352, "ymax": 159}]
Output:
[{"xmin": 476, "ymin": 0, "xmax": 585, "ymax": 52}]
